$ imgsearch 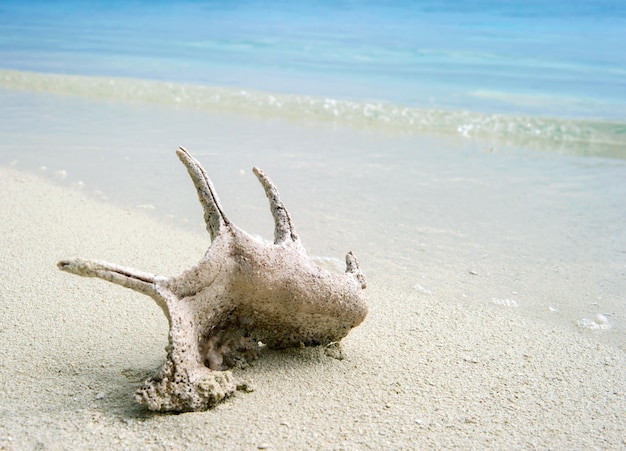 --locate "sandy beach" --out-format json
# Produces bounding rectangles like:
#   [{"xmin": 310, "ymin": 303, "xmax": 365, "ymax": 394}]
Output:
[
  {"xmin": 1, "ymin": 164, "xmax": 624, "ymax": 449},
  {"xmin": 1, "ymin": 1, "xmax": 625, "ymax": 446}
]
